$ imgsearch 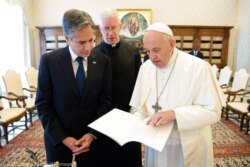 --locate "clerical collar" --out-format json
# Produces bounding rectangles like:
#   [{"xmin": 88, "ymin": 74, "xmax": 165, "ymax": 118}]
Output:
[
  {"xmin": 103, "ymin": 41, "xmax": 120, "ymax": 49},
  {"xmin": 159, "ymin": 48, "xmax": 178, "ymax": 71}
]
